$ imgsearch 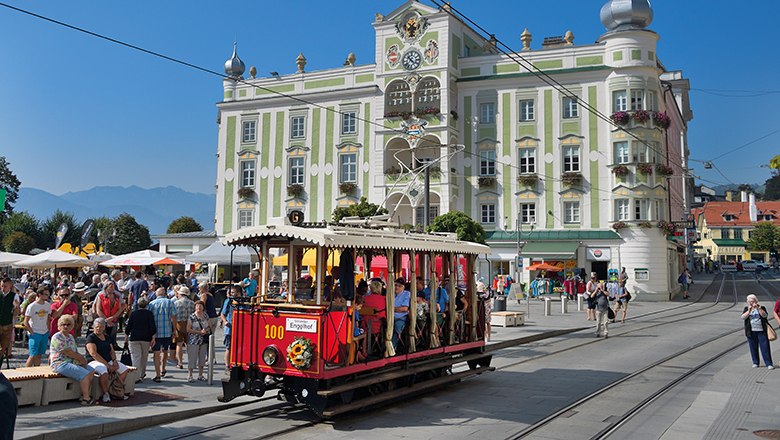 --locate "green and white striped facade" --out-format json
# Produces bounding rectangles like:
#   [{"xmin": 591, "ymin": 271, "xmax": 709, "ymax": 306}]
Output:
[{"xmin": 214, "ymin": 0, "xmax": 693, "ymax": 299}]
